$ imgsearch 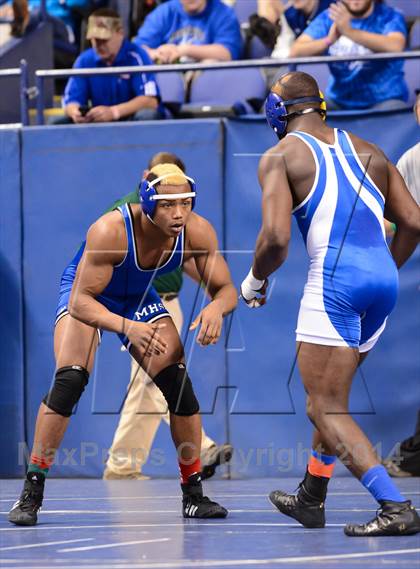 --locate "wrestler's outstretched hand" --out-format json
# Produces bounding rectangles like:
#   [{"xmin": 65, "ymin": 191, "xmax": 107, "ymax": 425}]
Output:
[{"xmin": 189, "ymin": 300, "xmax": 224, "ymax": 346}]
